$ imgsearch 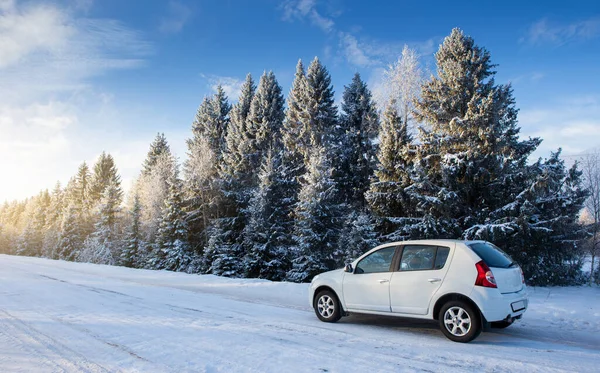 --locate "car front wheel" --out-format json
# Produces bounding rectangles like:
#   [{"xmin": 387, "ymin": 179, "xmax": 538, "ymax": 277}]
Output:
[
  {"xmin": 314, "ymin": 290, "xmax": 342, "ymax": 323},
  {"xmin": 439, "ymin": 300, "xmax": 482, "ymax": 342}
]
